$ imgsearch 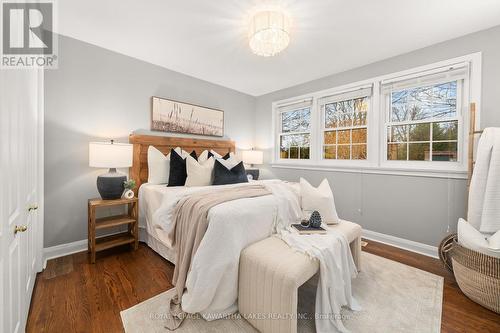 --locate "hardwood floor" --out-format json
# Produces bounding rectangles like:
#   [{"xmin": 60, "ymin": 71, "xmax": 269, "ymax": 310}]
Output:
[
  {"xmin": 27, "ymin": 241, "xmax": 500, "ymax": 333},
  {"xmin": 27, "ymin": 244, "xmax": 174, "ymax": 333}
]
